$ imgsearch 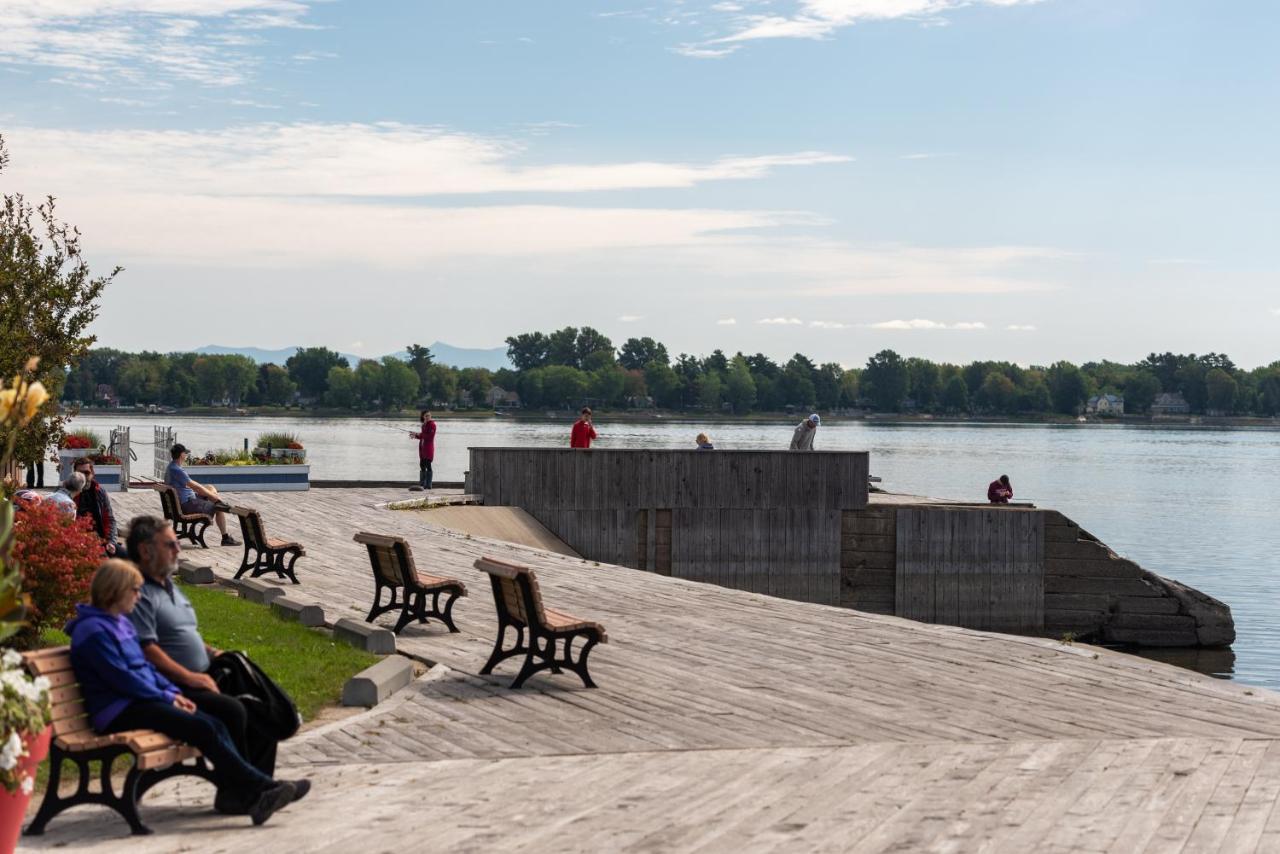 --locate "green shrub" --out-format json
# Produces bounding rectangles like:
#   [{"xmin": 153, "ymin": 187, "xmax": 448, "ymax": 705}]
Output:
[{"xmin": 255, "ymin": 431, "xmax": 301, "ymax": 450}]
